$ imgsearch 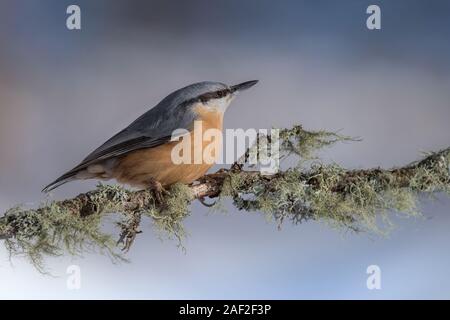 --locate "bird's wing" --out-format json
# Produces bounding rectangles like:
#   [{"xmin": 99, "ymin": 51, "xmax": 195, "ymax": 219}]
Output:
[
  {"xmin": 73, "ymin": 134, "xmax": 171, "ymax": 169},
  {"xmin": 42, "ymin": 103, "xmax": 196, "ymax": 192},
  {"xmin": 77, "ymin": 104, "xmax": 195, "ymax": 171}
]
